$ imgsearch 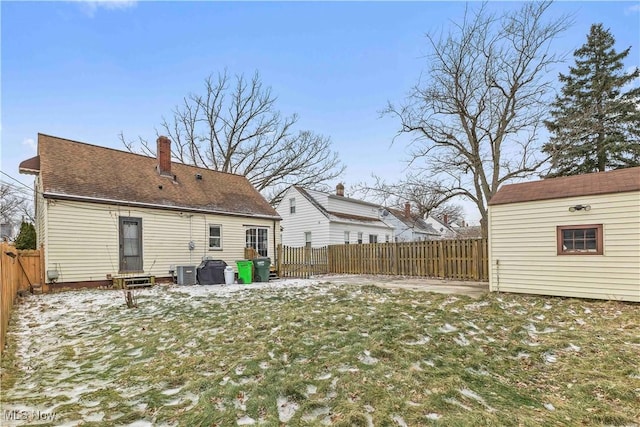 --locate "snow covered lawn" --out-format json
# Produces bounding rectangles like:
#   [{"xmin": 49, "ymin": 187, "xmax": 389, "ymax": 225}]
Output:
[{"xmin": 1, "ymin": 280, "xmax": 639, "ymax": 426}]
